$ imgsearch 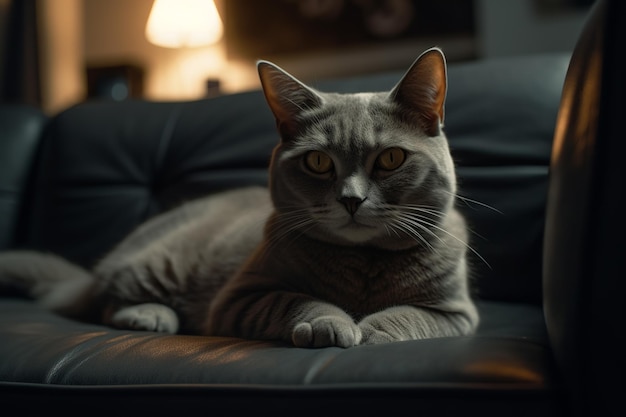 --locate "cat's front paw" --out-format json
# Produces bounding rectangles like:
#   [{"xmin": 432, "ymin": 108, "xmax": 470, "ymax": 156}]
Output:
[
  {"xmin": 292, "ymin": 316, "xmax": 362, "ymax": 348},
  {"xmin": 110, "ymin": 303, "xmax": 179, "ymax": 333}
]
